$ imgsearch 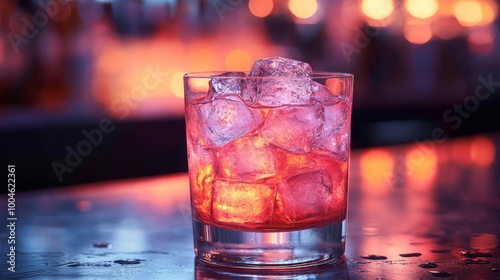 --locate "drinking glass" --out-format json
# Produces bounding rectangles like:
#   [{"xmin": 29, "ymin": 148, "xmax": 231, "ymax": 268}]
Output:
[{"xmin": 184, "ymin": 72, "xmax": 353, "ymax": 269}]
